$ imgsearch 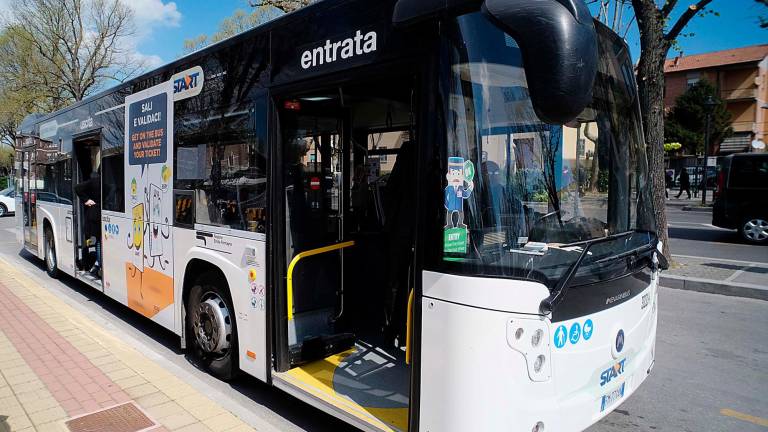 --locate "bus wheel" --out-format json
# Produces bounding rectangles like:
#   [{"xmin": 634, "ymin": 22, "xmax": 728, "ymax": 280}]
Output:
[
  {"xmin": 186, "ymin": 273, "xmax": 239, "ymax": 380},
  {"xmin": 740, "ymin": 217, "xmax": 768, "ymax": 244},
  {"xmin": 44, "ymin": 228, "xmax": 59, "ymax": 279}
]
